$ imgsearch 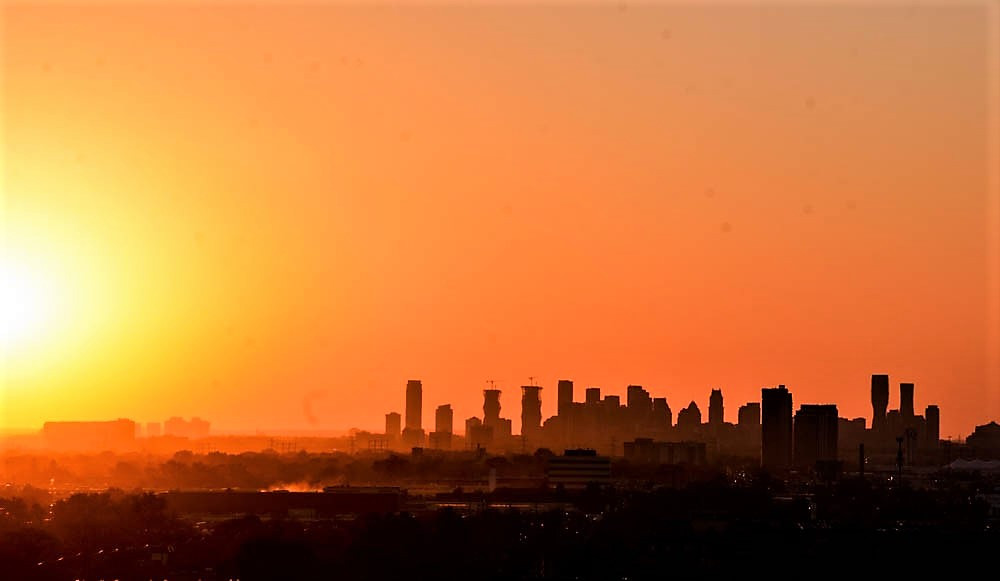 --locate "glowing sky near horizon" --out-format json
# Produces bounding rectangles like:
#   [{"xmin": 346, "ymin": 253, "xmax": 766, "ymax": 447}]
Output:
[{"xmin": 1, "ymin": 2, "xmax": 997, "ymax": 438}]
